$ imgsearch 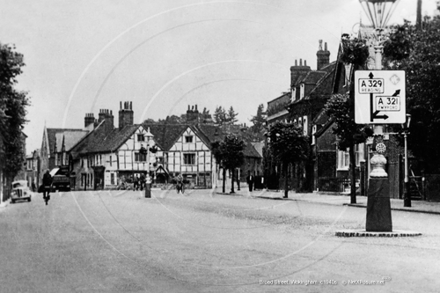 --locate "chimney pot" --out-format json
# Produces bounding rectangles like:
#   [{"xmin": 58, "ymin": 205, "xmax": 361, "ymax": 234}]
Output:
[
  {"xmin": 300, "ymin": 59, "xmax": 303, "ymax": 66},
  {"xmin": 295, "ymin": 59, "xmax": 298, "ymax": 66},
  {"xmin": 325, "ymin": 42, "xmax": 328, "ymax": 51}
]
